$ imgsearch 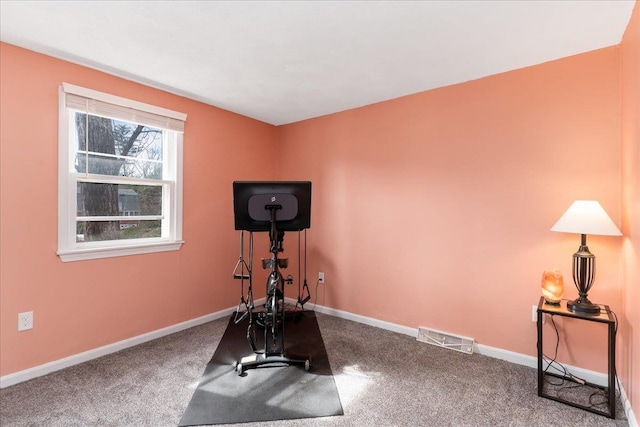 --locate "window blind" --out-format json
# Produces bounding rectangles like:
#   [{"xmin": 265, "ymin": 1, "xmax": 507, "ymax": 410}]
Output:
[{"xmin": 63, "ymin": 83, "xmax": 186, "ymax": 133}]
